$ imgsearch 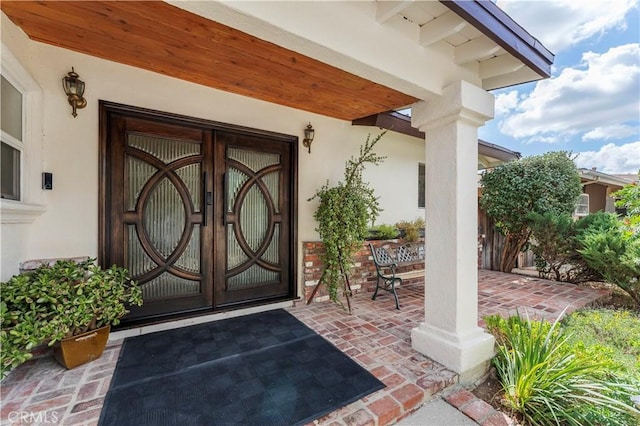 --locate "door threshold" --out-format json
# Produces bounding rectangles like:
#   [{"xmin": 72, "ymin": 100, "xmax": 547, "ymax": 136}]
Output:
[{"xmin": 108, "ymin": 300, "xmax": 294, "ymax": 343}]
